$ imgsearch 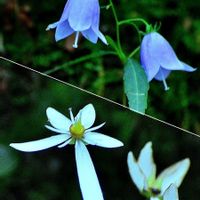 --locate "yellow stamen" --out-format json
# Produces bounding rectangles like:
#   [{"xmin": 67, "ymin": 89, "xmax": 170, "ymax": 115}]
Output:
[{"xmin": 70, "ymin": 120, "xmax": 85, "ymax": 139}]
